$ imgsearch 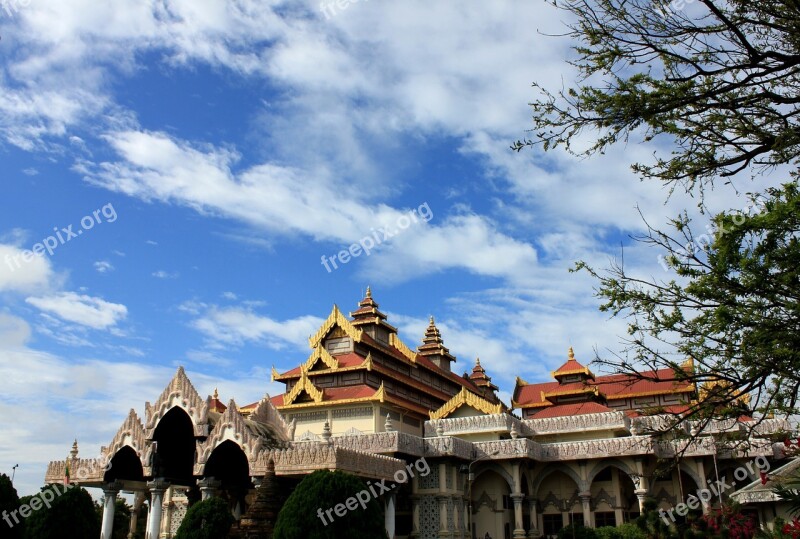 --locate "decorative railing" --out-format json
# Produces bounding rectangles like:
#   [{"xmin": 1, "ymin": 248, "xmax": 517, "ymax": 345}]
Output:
[
  {"xmin": 253, "ymin": 444, "xmax": 405, "ymax": 481},
  {"xmin": 472, "ymin": 439, "xmax": 537, "ymax": 460},
  {"xmin": 45, "ymin": 457, "xmax": 109, "ymax": 485},
  {"xmin": 423, "ymin": 436, "xmax": 475, "ymax": 460},
  {"xmin": 535, "ymin": 436, "xmax": 654, "ymax": 461},
  {"xmin": 424, "ymin": 414, "xmax": 524, "ymax": 437},
  {"xmin": 748, "ymin": 418, "xmax": 793, "ymax": 436},
  {"xmin": 524, "ymin": 411, "xmax": 630, "ymax": 436},
  {"xmin": 332, "ymin": 431, "xmax": 425, "ymax": 456}
]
